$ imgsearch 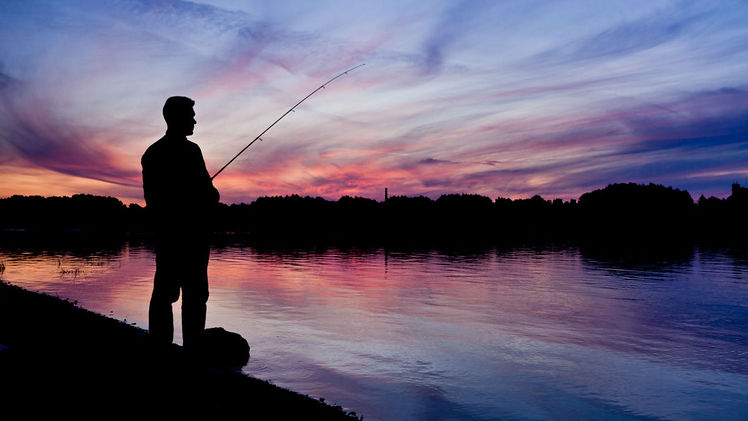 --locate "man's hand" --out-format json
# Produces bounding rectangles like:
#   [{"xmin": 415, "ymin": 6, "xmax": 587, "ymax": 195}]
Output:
[{"xmin": 210, "ymin": 185, "xmax": 220, "ymax": 205}]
